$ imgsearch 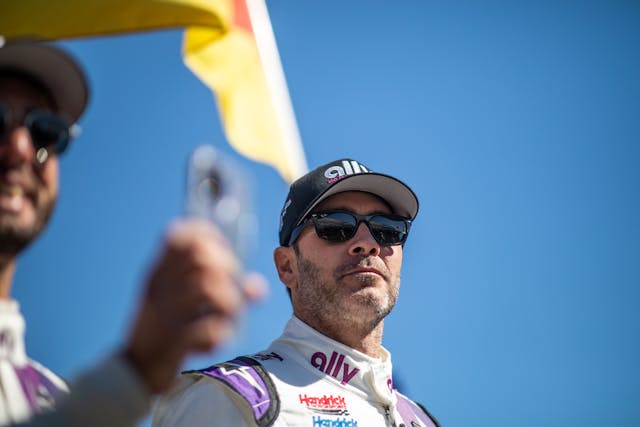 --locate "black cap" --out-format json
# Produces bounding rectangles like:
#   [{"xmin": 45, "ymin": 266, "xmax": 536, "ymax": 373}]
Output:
[
  {"xmin": 0, "ymin": 40, "xmax": 89, "ymax": 123},
  {"xmin": 278, "ymin": 158, "xmax": 419, "ymax": 246}
]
